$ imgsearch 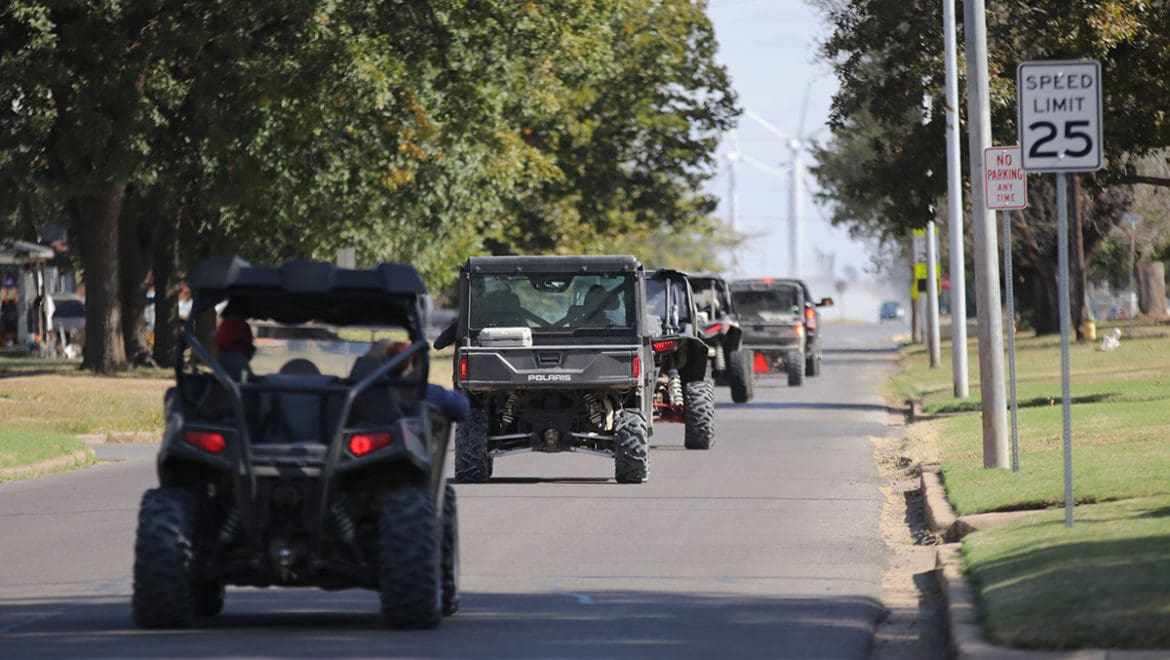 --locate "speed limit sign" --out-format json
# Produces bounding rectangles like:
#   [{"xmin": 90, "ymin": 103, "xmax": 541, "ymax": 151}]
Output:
[{"xmin": 1017, "ymin": 60, "xmax": 1102, "ymax": 172}]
